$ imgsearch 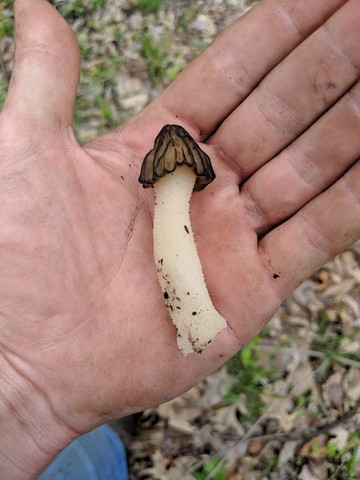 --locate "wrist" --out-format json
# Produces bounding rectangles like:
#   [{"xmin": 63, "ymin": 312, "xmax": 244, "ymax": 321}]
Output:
[{"xmin": 0, "ymin": 353, "xmax": 78, "ymax": 479}]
